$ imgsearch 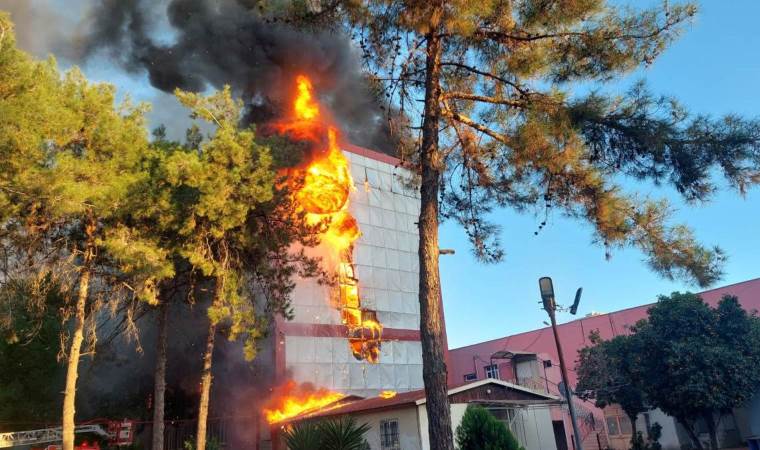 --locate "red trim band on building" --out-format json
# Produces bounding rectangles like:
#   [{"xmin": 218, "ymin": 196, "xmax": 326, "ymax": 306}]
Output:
[{"xmin": 278, "ymin": 322, "xmax": 421, "ymax": 341}]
